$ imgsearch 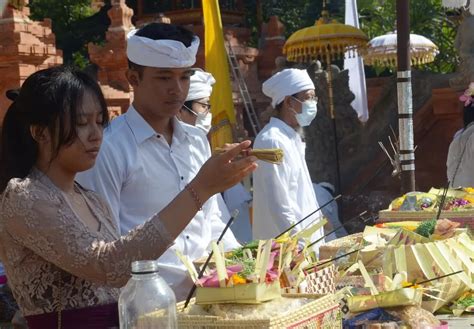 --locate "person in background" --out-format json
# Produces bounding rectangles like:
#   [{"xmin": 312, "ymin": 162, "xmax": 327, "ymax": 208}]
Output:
[
  {"xmin": 178, "ymin": 69, "xmax": 254, "ymax": 243},
  {"xmin": 76, "ymin": 23, "xmax": 247, "ymax": 301},
  {"xmin": 0, "ymin": 66, "xmax": 256, "ymax": 328},
  {"xmin": 252, "ymin": 68, "xmax": 325, "ymax": 251},
  {"xmin": 447, "ymin": 82, "xmax": 474, "ymax": 187},
  {"xmin": 177, "ymin": 68, "xmax": 214, "ymax": 134},
  {"xmin": 313, "ymin": 182, "xmax": 347, "ymax": 241}
]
